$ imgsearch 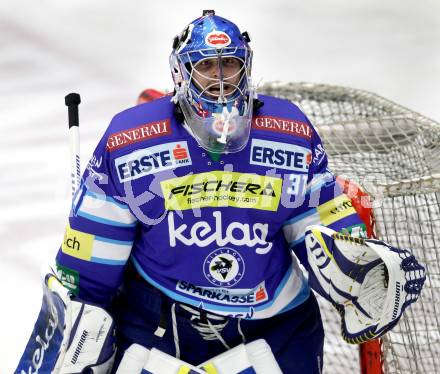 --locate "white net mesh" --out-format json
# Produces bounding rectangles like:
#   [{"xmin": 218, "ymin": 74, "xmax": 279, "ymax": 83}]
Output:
[{"xmin": 259, "ymin": 82, "xmax": 440, "ymax": 373}]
